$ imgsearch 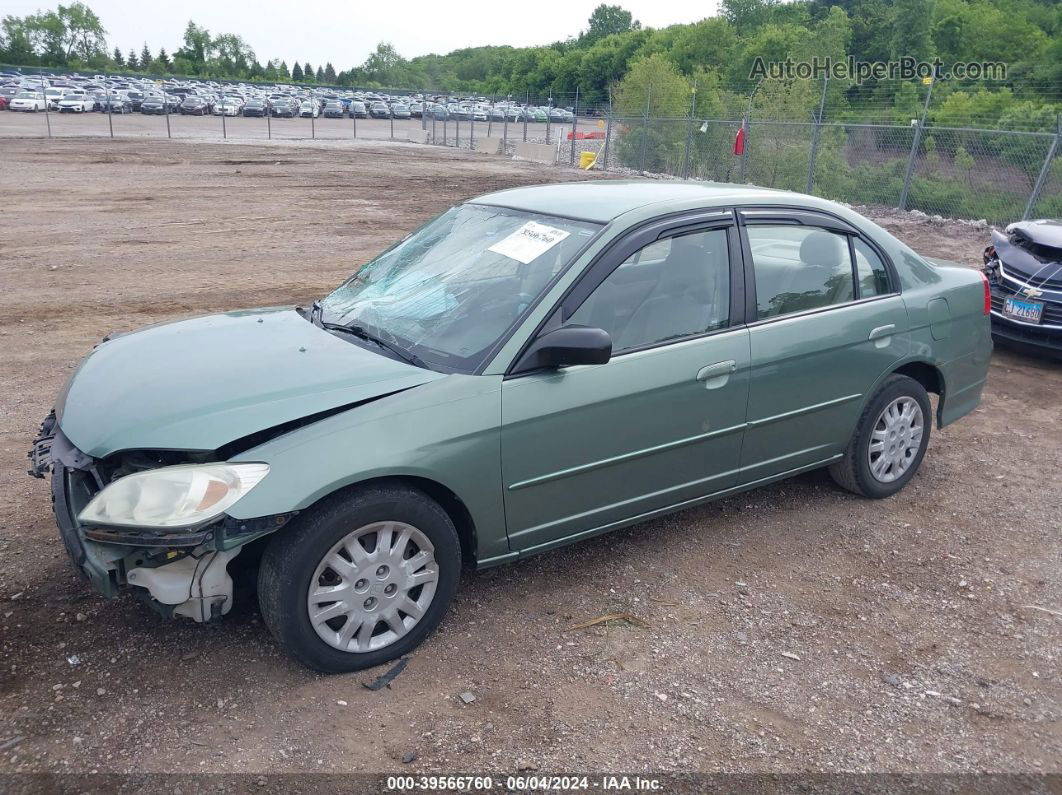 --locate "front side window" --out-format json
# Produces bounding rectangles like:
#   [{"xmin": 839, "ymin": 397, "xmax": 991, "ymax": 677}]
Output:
[
  {"xmin": 320, "ymin": 204, "xmax": 600, "ymax": 372},
  {"xmin": 568, "ymin": 227, "xmax": 731, "ymax": 353},
  {"xmin": 746, "ymin": 225, "xmax": 857, "ymax": 320}
]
